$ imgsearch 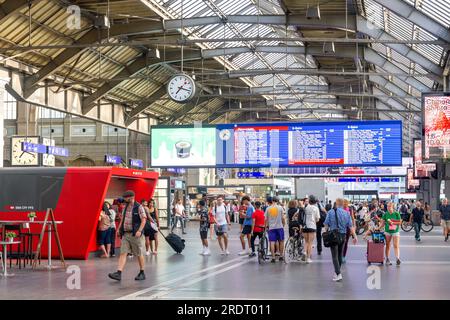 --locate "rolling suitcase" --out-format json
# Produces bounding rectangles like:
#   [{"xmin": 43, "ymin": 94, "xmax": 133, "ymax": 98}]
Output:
[
  {"xmin": 367, "ymin": 241, "xmax": 384, "ymax": 265},
  {"xmin": 160, "ymin": 230, "xmax": 185, "ymax": 254}
]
